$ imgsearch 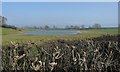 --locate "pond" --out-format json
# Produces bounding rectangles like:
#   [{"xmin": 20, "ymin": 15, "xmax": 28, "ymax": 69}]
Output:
[{"xmin": 22, "ymin": 30, "xmax": 80, "ymax": 35}]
